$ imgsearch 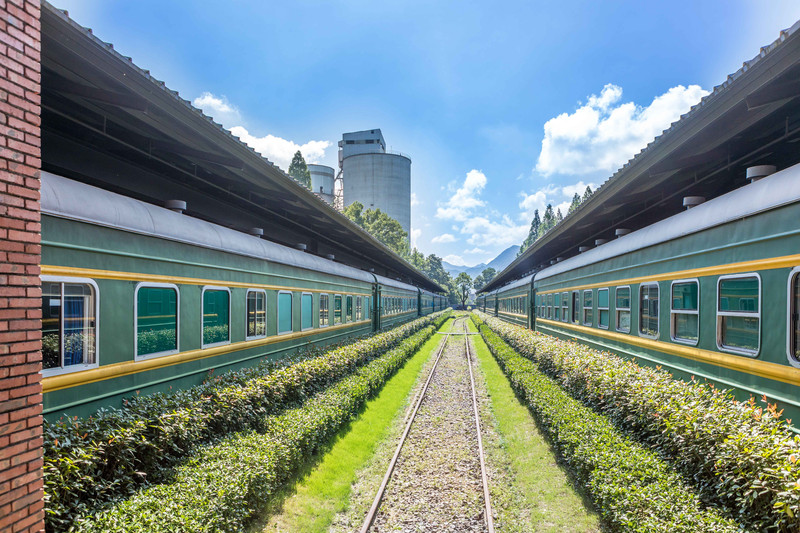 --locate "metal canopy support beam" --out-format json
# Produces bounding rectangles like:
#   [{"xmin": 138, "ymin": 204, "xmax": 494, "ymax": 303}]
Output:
[
  {"xmin": 747, "ymin": 78, "xmax": 800, "ymax": 110},
  {"xmin": 150, "ymin": 139, "xmax": 244, "ymax": 169},
  {"xmin": 53, "ymin": 77, "xmax": 149, "ymax": 111}
]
